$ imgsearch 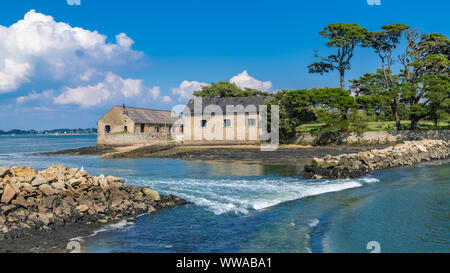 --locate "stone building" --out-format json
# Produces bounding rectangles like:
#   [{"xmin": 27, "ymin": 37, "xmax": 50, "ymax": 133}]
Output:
[
  {"xmin": 182, "ymin": 96, "xmax": 268, "ymax": 143},
  {"xmin": 97, "ymin": 105, "xmax": 181, "ymax": 145}
]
